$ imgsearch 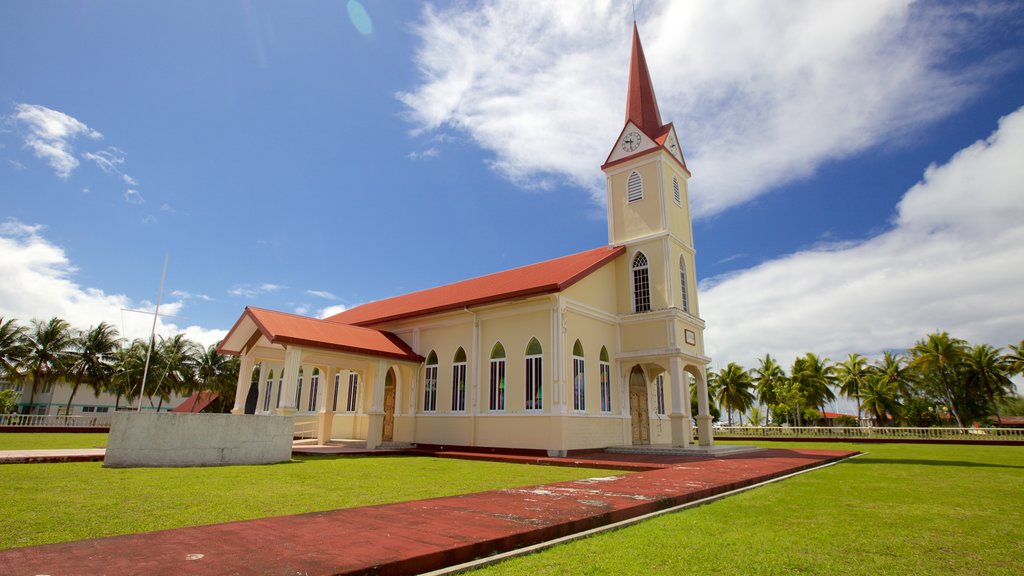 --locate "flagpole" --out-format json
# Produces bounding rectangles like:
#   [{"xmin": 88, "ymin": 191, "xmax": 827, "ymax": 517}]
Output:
[{"xmin": 137, "ymin": 254, "xmax": 169, "ymax": 412}]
